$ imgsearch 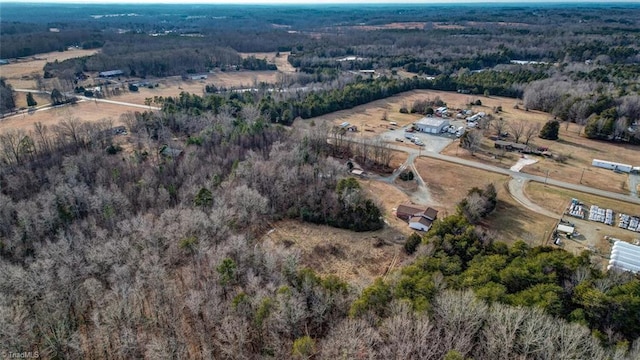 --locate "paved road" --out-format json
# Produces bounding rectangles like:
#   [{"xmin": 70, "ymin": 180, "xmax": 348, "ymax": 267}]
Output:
[
  {"xmin": 508, "ymin": 178, "xmax": 561, "ymax": 219},
  {"xmin": 76, "ymin": 96, "xmax": 161, "ymax": 111},
  {"xmin": 340, "ymin": 138, "xmax": 640, "ymax": 207},
  {"xmin": 373, "ymin": 141, "xmax": 640, "ymax": 206},
  {"xmin": 1, "ymin": 94, "xmax": 160, "ymax": 121}
]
